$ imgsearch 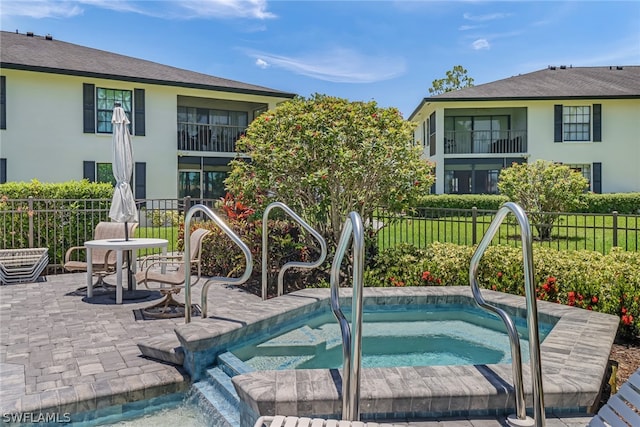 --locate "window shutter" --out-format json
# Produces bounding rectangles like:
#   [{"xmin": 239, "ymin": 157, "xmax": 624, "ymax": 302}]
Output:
[
  {"xmin": 593, "ymin": 104, "xmax": 602, "ymax": 142},
  {"xmin": 0, "ymin": 158, "xmax": 6, "ymax": 184},
  {"xmin": 429, "ymin": 112, "xmax": 436, "ymax": 156},
  {"xmin": 135, "ymin": 162, "xmax": 146, "ymax": 199},
  {"xmin": 554, "ymin": 104, "xmax": 563, "ymax": 142},
  {"xmin": 134, "ymin": 89, "xmax": 145, "ymax": 136},
  {"xmin": 83, "ymin": 83, "xmax": 95, "ymax": 133},
  {"xmin": 592, "ymin": 162, "xmax": 602, "ymax": 193},
  {"xmin": 83, "ymin": 161, "xmax": 95, "ymax": 182},
  {"xmin": 0, "ymin": 76, "xmax": 6, "ymax": 130}
]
